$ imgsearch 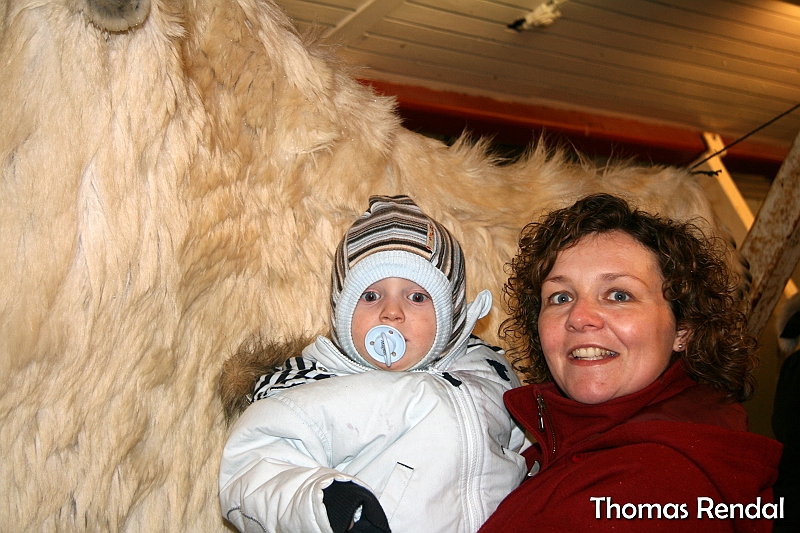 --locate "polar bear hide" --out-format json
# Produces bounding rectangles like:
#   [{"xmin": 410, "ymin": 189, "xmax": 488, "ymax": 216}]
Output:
[{"xmin": 0, "ymin": 0, "xmax": 741, "ymax": 531}]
